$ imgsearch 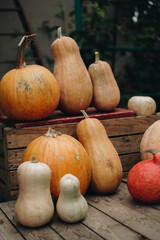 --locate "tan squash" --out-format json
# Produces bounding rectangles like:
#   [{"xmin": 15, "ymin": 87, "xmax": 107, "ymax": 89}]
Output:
[
  {"xmin": 128, "ymin": 96, "xmax": 156, "ymax": 116},
  {"xmin": 140, "ymin": 120, "xmax": 160, "ymax": 160},
  {"xmin": 76, "ymin": 110, "xmax": 123, "ymax": 194},
  {"xmin": 15, "ymin": 156, "xmax": 54, "ymax": 228},
  {"xmin": 88, "ymin": 52, "xmax": 120, "ymax": 111},
  {"xmin": 51, "ymin": 27, "xmax": 93, "ymax": 114}
]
